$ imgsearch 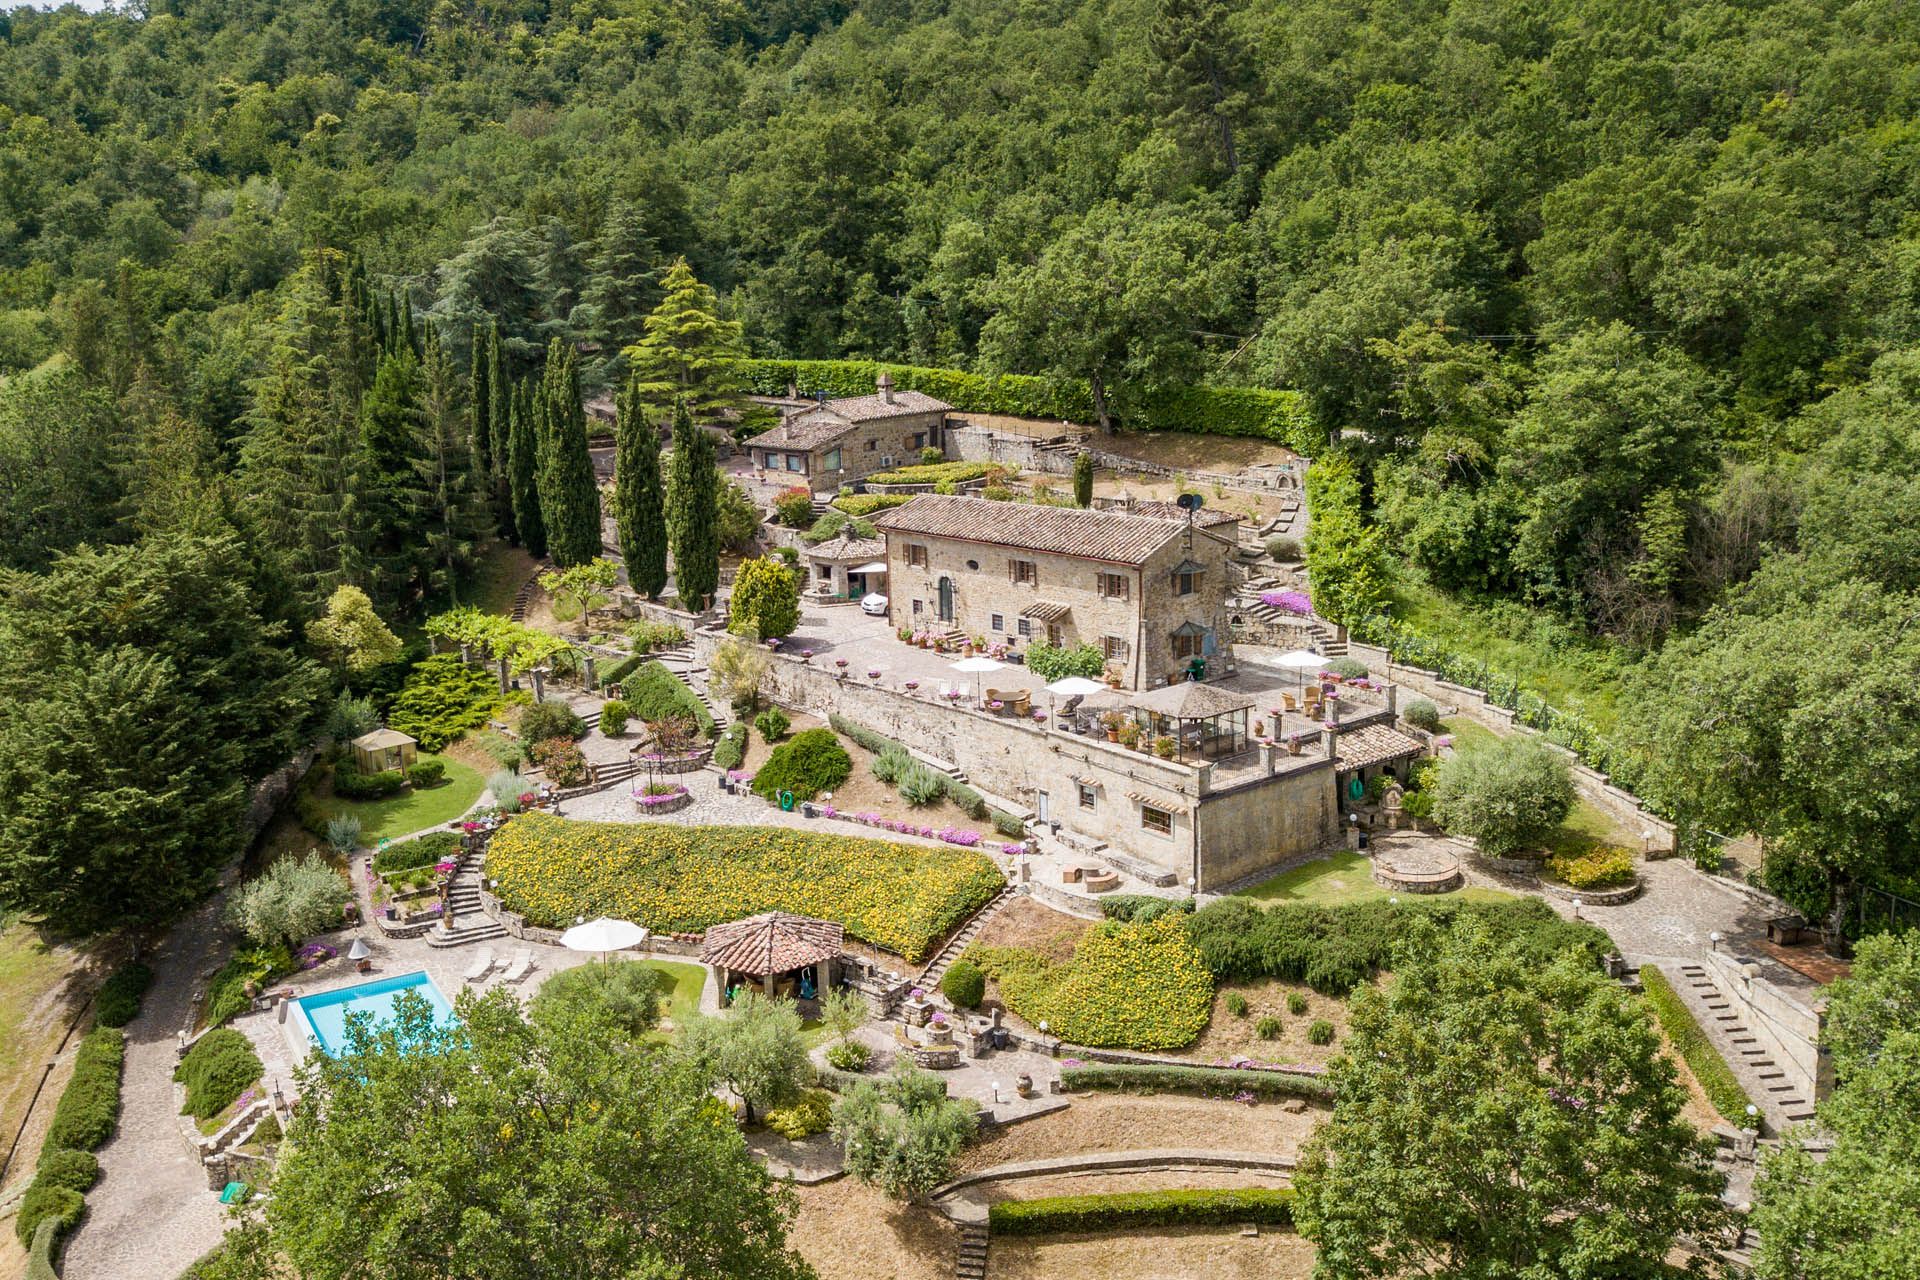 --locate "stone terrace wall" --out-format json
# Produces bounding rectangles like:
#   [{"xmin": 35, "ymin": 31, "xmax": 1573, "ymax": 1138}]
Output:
[{"xmin": 945, "ymin": 422, "xmax": 1307, "ymax": 497}]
